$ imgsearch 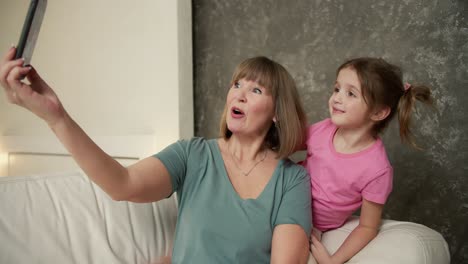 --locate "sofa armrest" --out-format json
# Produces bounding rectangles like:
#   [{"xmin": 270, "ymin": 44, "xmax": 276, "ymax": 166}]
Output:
[{"xmin": 317, "ymin": 217, "xmax": 450, "ymax": 264}]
